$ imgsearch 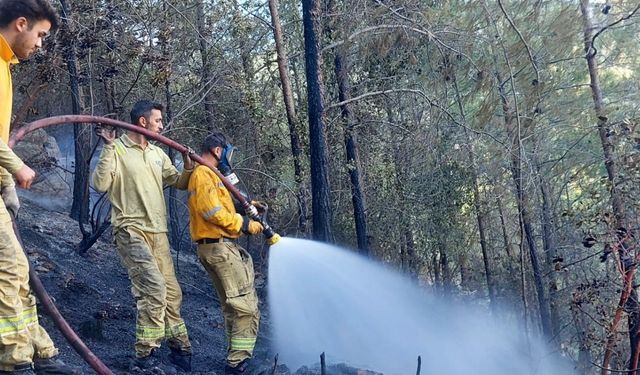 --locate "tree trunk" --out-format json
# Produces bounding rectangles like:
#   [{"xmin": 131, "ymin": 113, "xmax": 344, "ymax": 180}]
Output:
[
  {"xmin": 451, "ymin": 72, "xmax": 496, "ymax": 310},
  {"xmin": 161, "ymin": 3, "xmax": 180, "ymax": 252},
  {"xmin": 334, "ymin": 48, "xmax": 368, "ymax": 255},
  {"xmin": 534, "ymin": 151, "xmax": 561, "ymax": 338},
  {"xmin": 497, "ymin": 78, "xmax": 552, "ymax": 338},
  {"xmin": 196, "ymin": 0, "xmax": 215, "ymax": 131},
  {"xmin": 459, "ymin": 253, "xmax": 470, "ymax": 290},
  {"xmin": 387, "ymin": 105, "xmax": 417, "ymax": 275},
  {"xmin": 60, "ymin": 0, "xmax": 90, "ymax": 227},
  {"xmin": 497, "ymin": 196, "xmax": 514, "ymax": 268},
  {"xmin": 267, "ymin": 0, "xmax": 309, "ymax": 235},
  {"xmin": 580, "ymin": 0, "xmax": 627, "ymax": 228},
  {"xmin": 439, "ymin": 243, "xmax": 450, "ymax": 293},
  {"xmin": 579, "ymin": 1, "xmax": 637, "ymax": 372},
  {"xmin": 572, "ymin": 290, "xmax": 593, "ymax": 374},
  {"xmin": 302, "ymin": 0, "xmax": 332, "ymax": 242}
]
